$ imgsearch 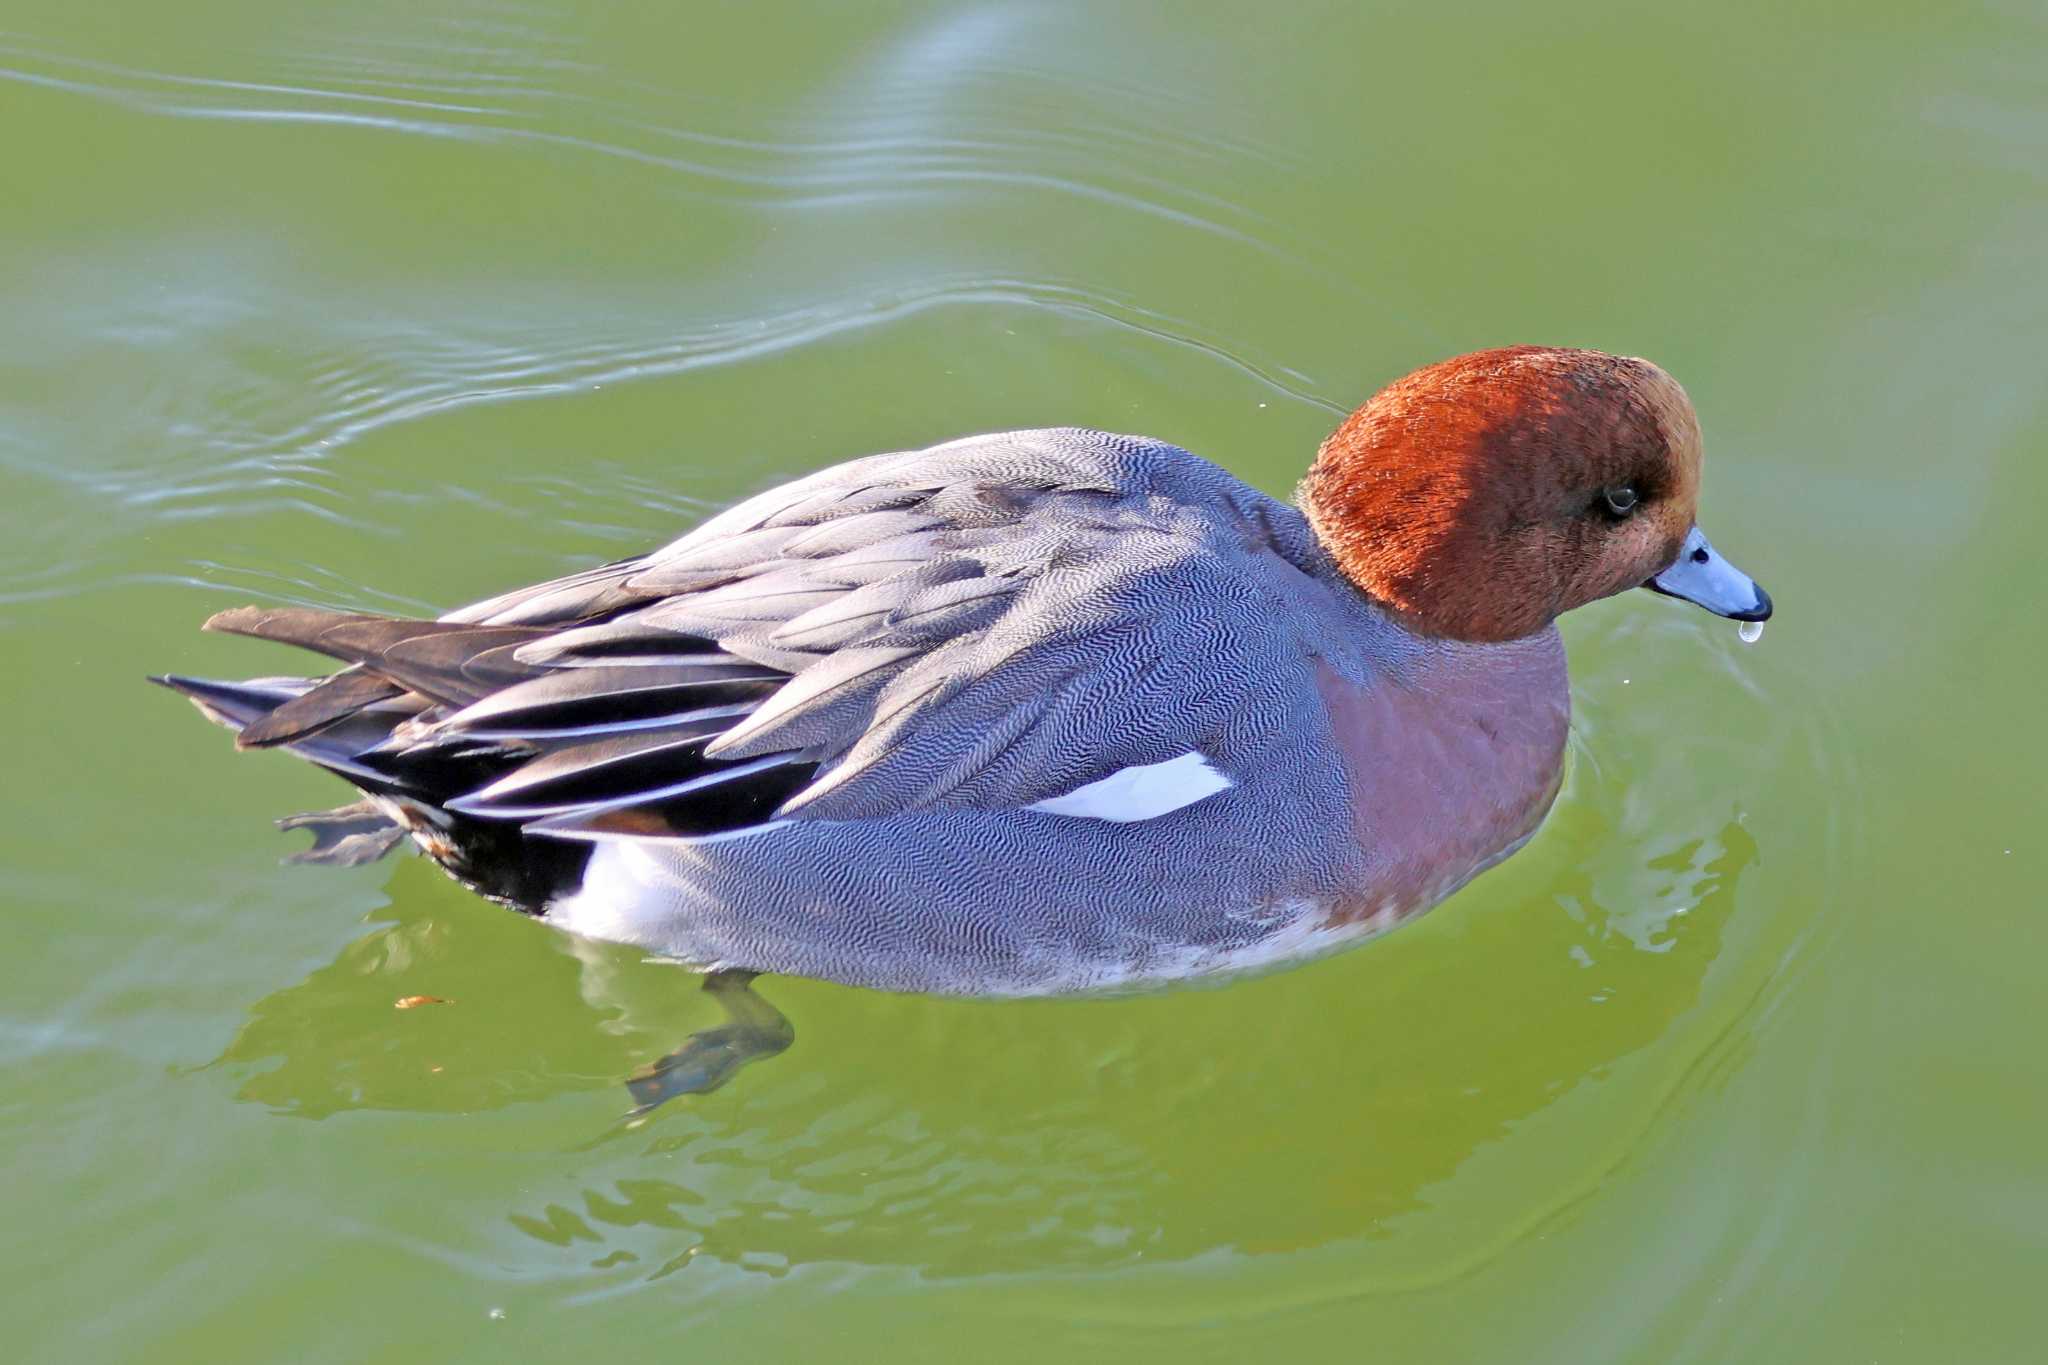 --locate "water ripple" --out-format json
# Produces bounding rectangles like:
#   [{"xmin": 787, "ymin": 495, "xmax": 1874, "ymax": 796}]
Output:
[
  {"xmin": 0, "ymin": 32, "xmax": 1295, "ymax": 244},
  {"xmin": 21, "ymin": 269, "xmax": 1334, "ymax": 541},
  {"xmin": 0, "ymin": 3, "xmax": 1384, "ymax": 599}
]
